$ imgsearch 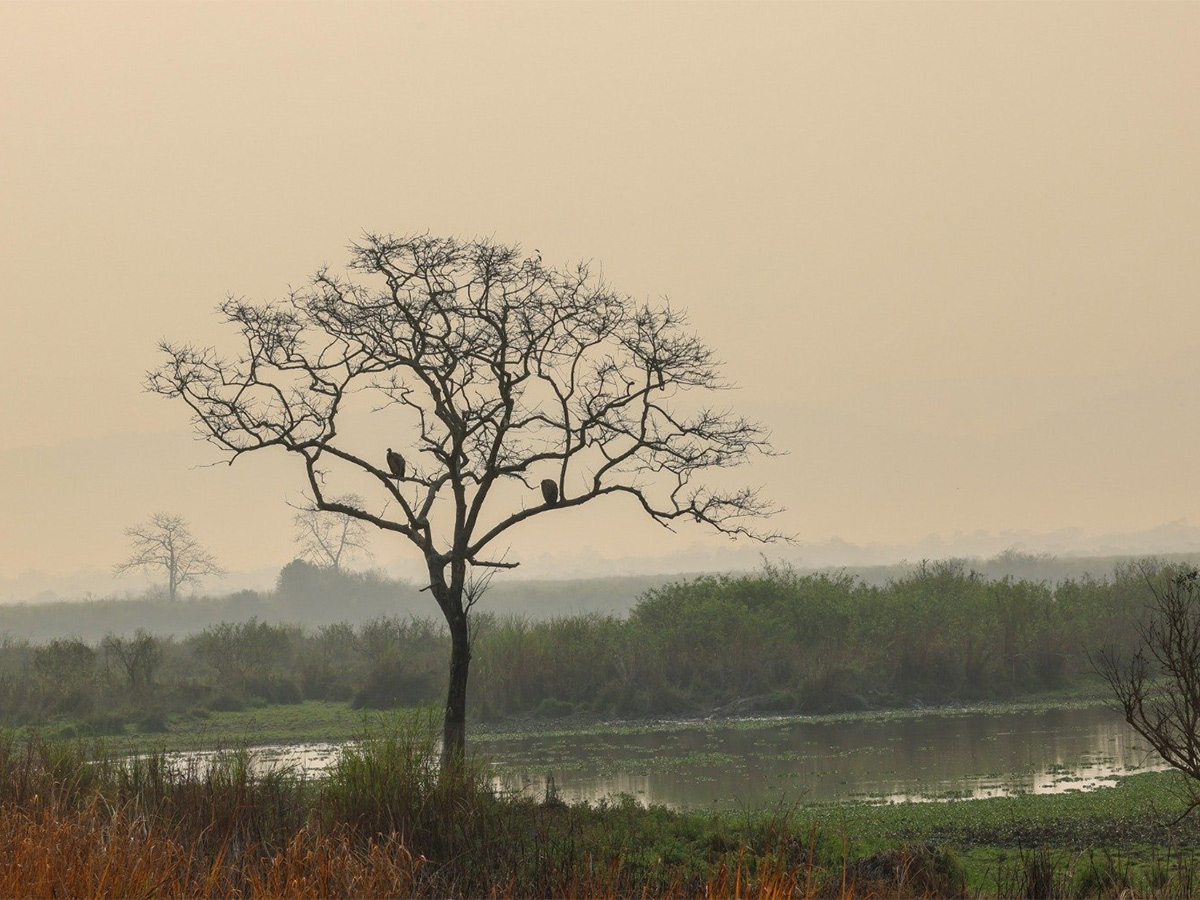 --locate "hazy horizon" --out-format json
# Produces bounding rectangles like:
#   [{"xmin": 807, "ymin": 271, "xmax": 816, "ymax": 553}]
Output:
[
  {"xmin": 7, "ymin": 519, "xmax": 1200, "ymax": 605},
  {"xmin": 2, "ymin": 2, "xmax": 1198, "ymax": 592}
]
